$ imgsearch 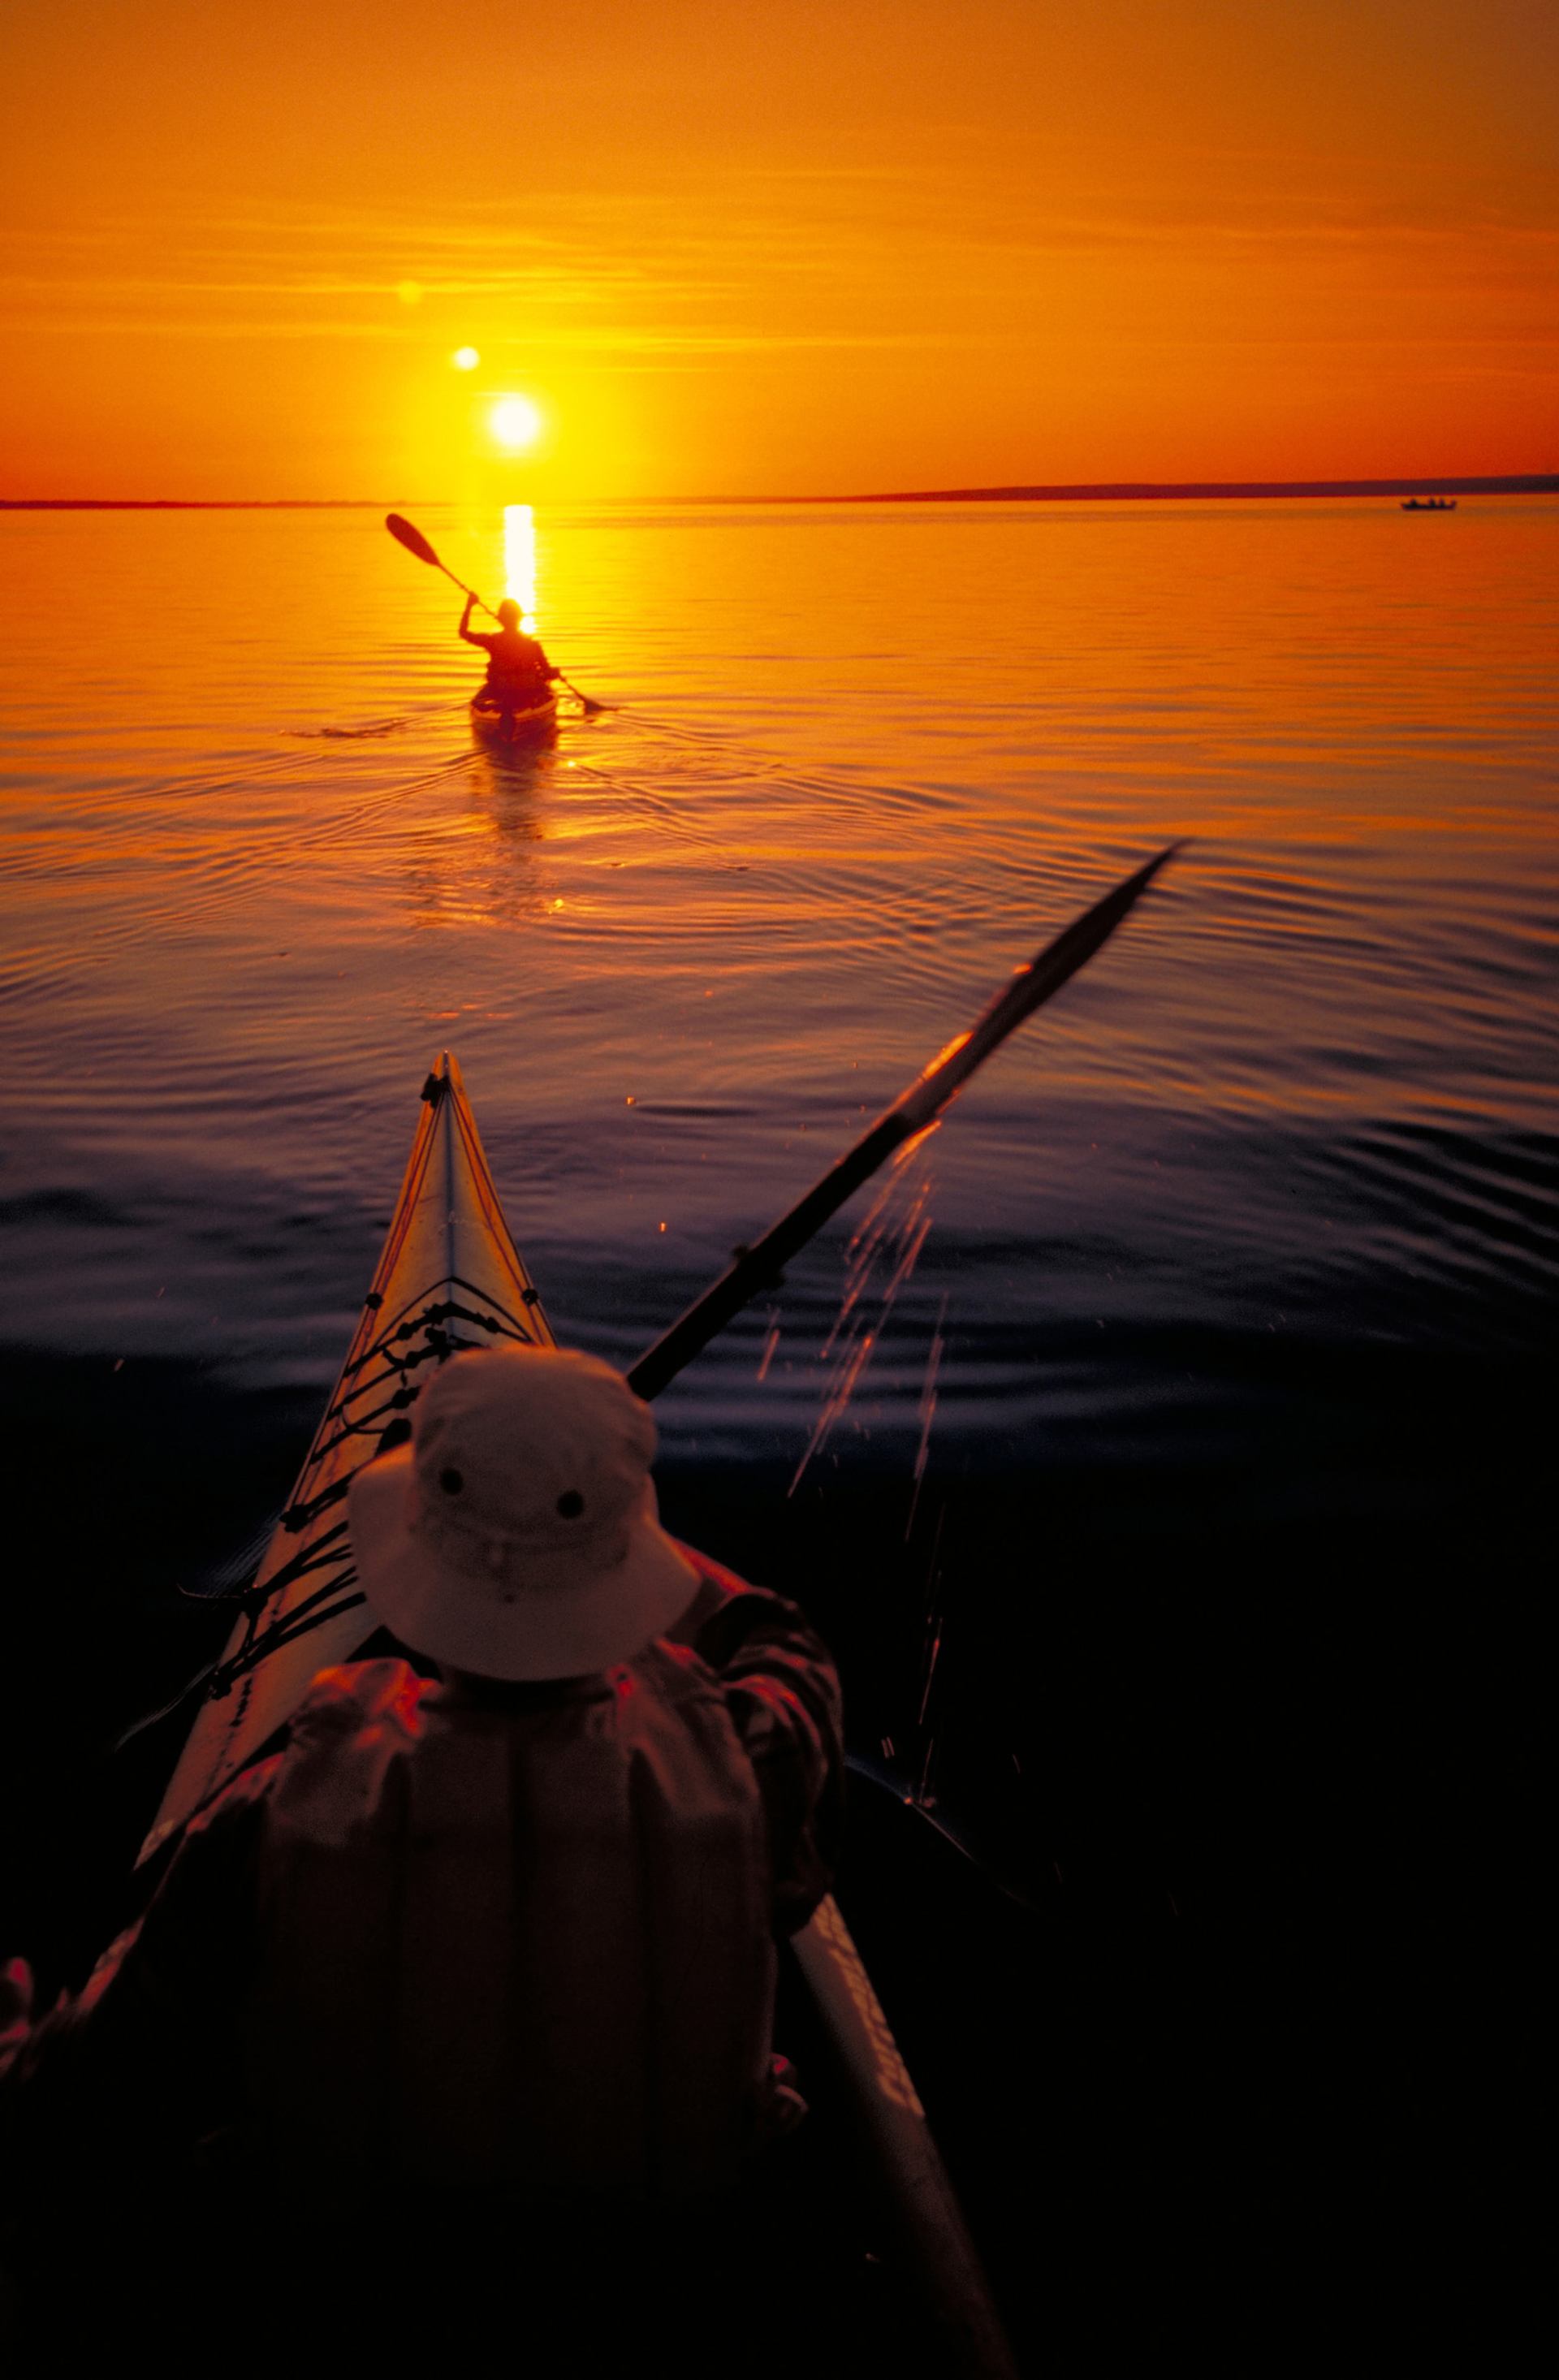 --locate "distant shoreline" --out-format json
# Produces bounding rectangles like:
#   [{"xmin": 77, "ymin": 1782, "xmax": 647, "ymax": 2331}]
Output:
[
  {"xmin": 2, "ymin": 475, "xmax": 1556, "ymax": 511},
  {"xmin": 819, "ymin": 475, "xmax": 1559, "ymax": 503},
  {"xmin": 0, "ymin": 499, "xmax": 387, "ymax": 511}
]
